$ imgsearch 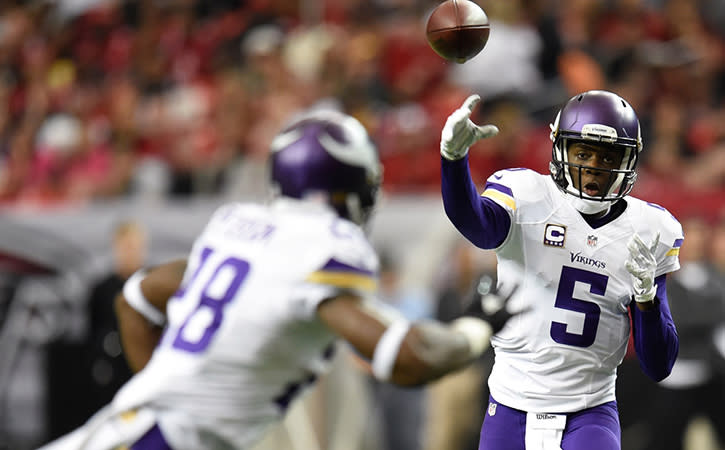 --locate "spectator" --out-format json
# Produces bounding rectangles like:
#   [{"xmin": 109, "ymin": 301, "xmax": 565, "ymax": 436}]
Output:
[
  {"xmin": 45, "ymin": 220, "xmax": 148, "ymax": 441},
  {"xmin": 82, "ymin": 220, "xmax": 148, "ymax": 418}
]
